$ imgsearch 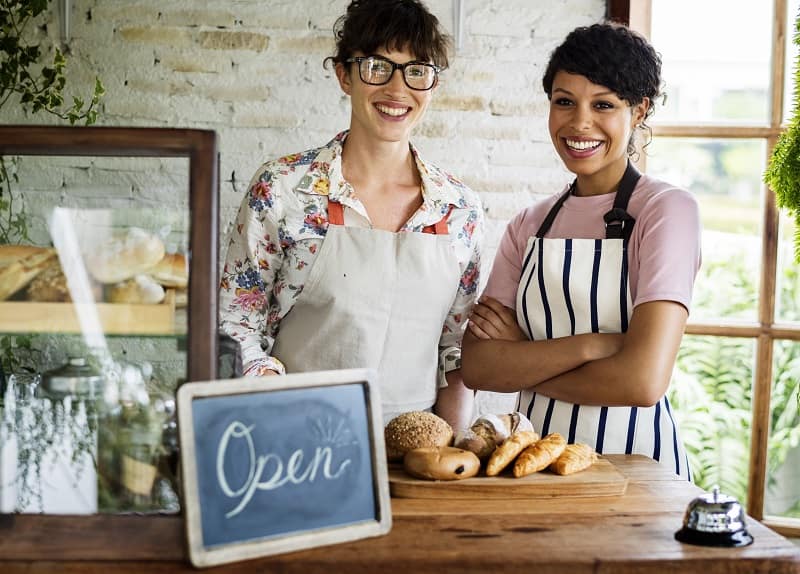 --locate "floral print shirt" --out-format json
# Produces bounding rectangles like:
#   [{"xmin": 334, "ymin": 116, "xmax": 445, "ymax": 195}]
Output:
[{"xmin": 219, "ymin": 131, "xmax": 483, "ymax": 382}]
